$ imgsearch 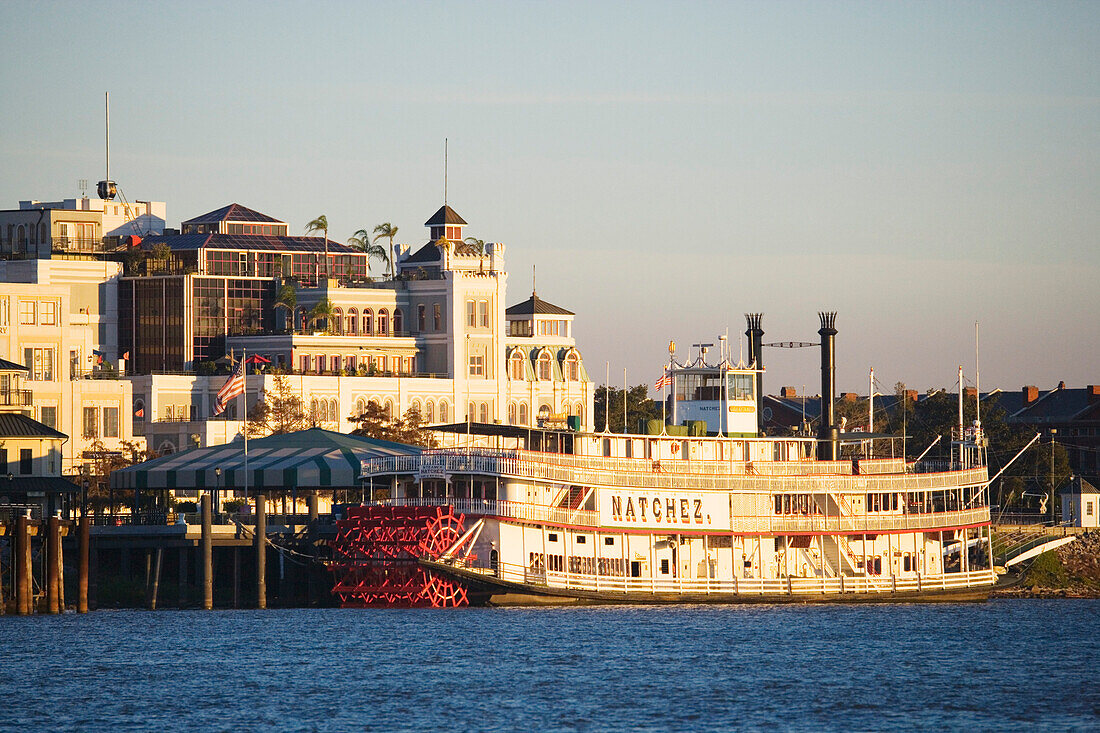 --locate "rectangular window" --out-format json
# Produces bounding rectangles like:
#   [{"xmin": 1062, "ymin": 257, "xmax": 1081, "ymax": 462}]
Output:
[
  {"xmin": 39, "ymin": 406, "xmax": 57, "ymax": 430},
  {"xmin": 24, "ymin": 348, "xmax": 55, "ymax": 381},
  {"xmin": 548, "ymin": 533, "xmax": 558, "ymax": 542},
  {"xmin": 103, "ymin": 407, "xmax": 119, "ymax": 438},
  {"xmin": 604, "ymin": 537, "xmax": 615, "ymax": 546},
  {"xmin": 466, "ymin": 300, "xmax": 476, "ymax": 328},
  {"xmin": 19, "ymin": 300, "xmax": 36, "ymax": 325},
  {"xmin": 1088, "ymin": 502, "xmax": 1094, "ymax": 517},
  {"xmin": 417, "ymin": 304, "xmax": 426, "ymax": 332},
  {"xmin": 300, "ymin": 355, "xmax": 311, "ymax": 372},
  {"xmin": 0, "ymin": 297, "xmax": 8, "ymax": 326},
  {"xmin": 331, "ymin": 356, "xmax": 340, "ymax": 373},
  {"xmin": 660, "ymin": 559, "xmax": 670, "ymax": 574},
  {"xmin": 20, "ymin": 448, "xmax": 32, "ymax": 475},
  {"xmin": 576, "ymin": 535, "xmax": 587, "ymax": 544},
  {"xmin": 39, "ymin": 301, "xmax": 57, "ymax": 326},
  {"xmin": 468, "ymin": 354, "xmax": 484, "ymax": 377},
  {"xmin": 433, "ymin": 304, "xmax": 441, "ymax": 330},
  {"xmin": 83, "ymin": 407, "xmax": 98, "ymax": 438},
  {"xmin": 478, "ymin": 300, "xmax": 489, "ymax": 328}
]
